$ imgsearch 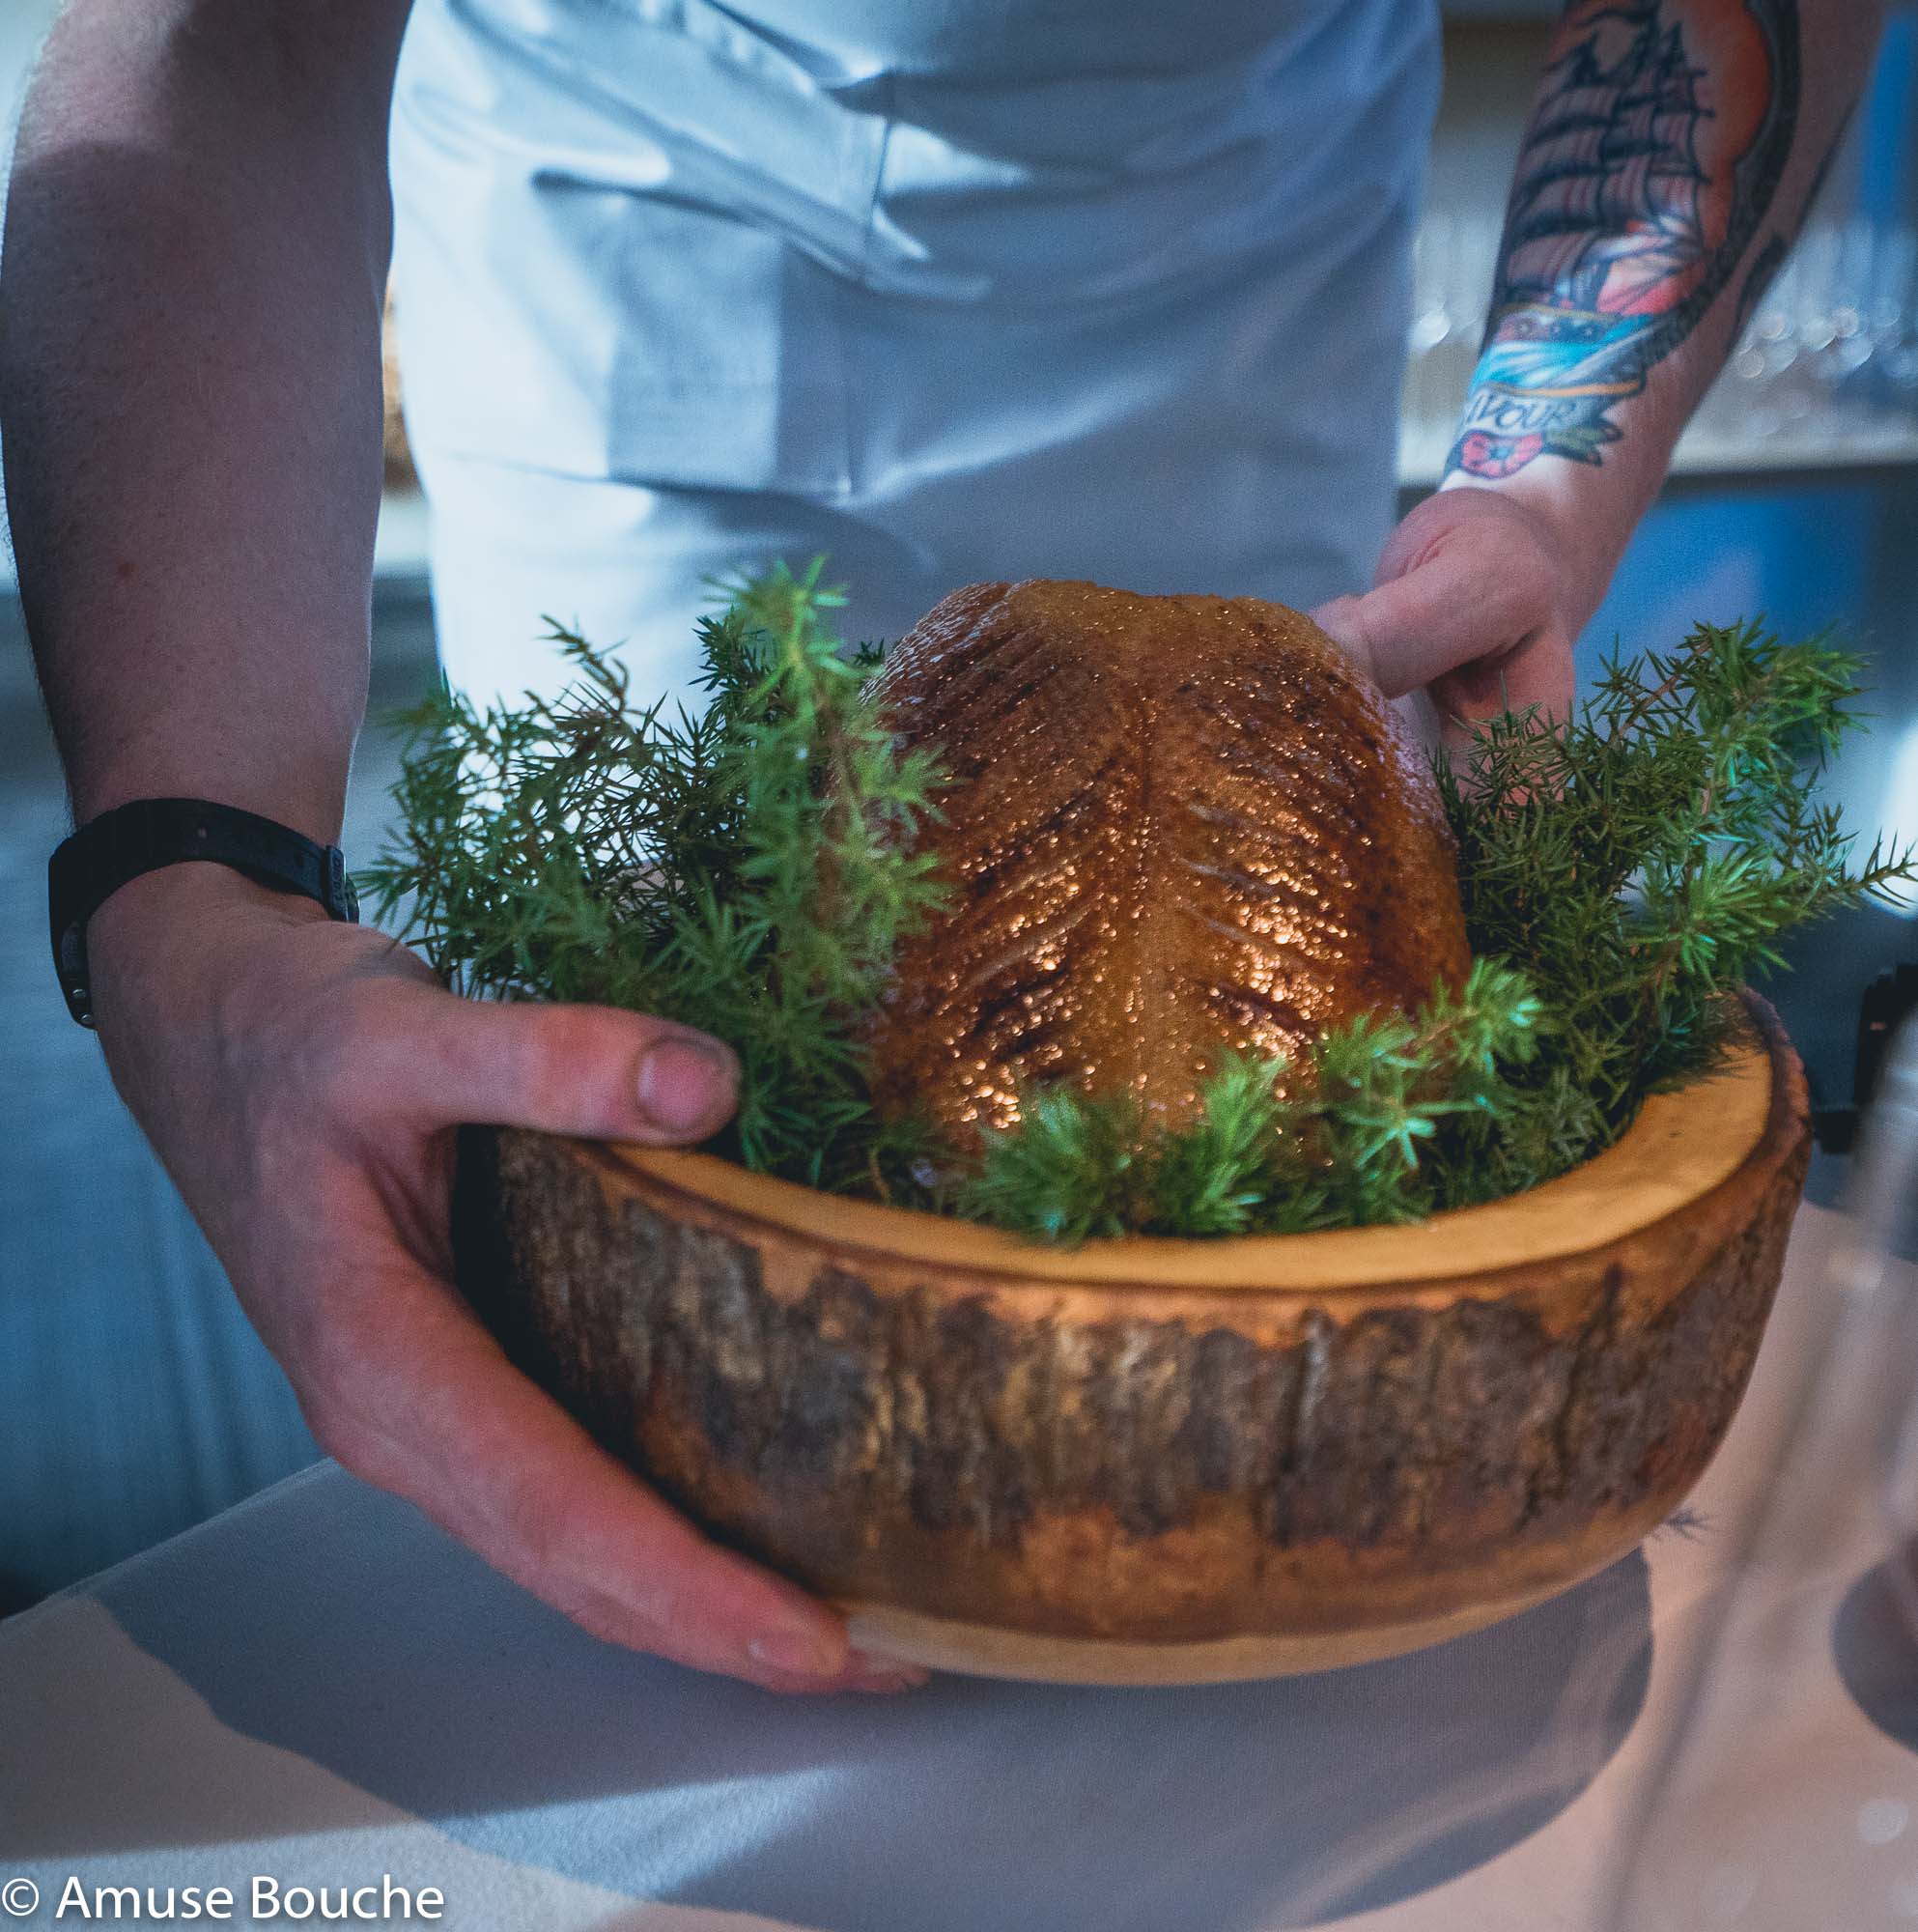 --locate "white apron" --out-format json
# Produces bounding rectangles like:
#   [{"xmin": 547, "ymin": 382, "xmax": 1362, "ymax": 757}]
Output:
[{"xmin": 388, "ymin": 0, "xmax": 1440, "ymax": 708}]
